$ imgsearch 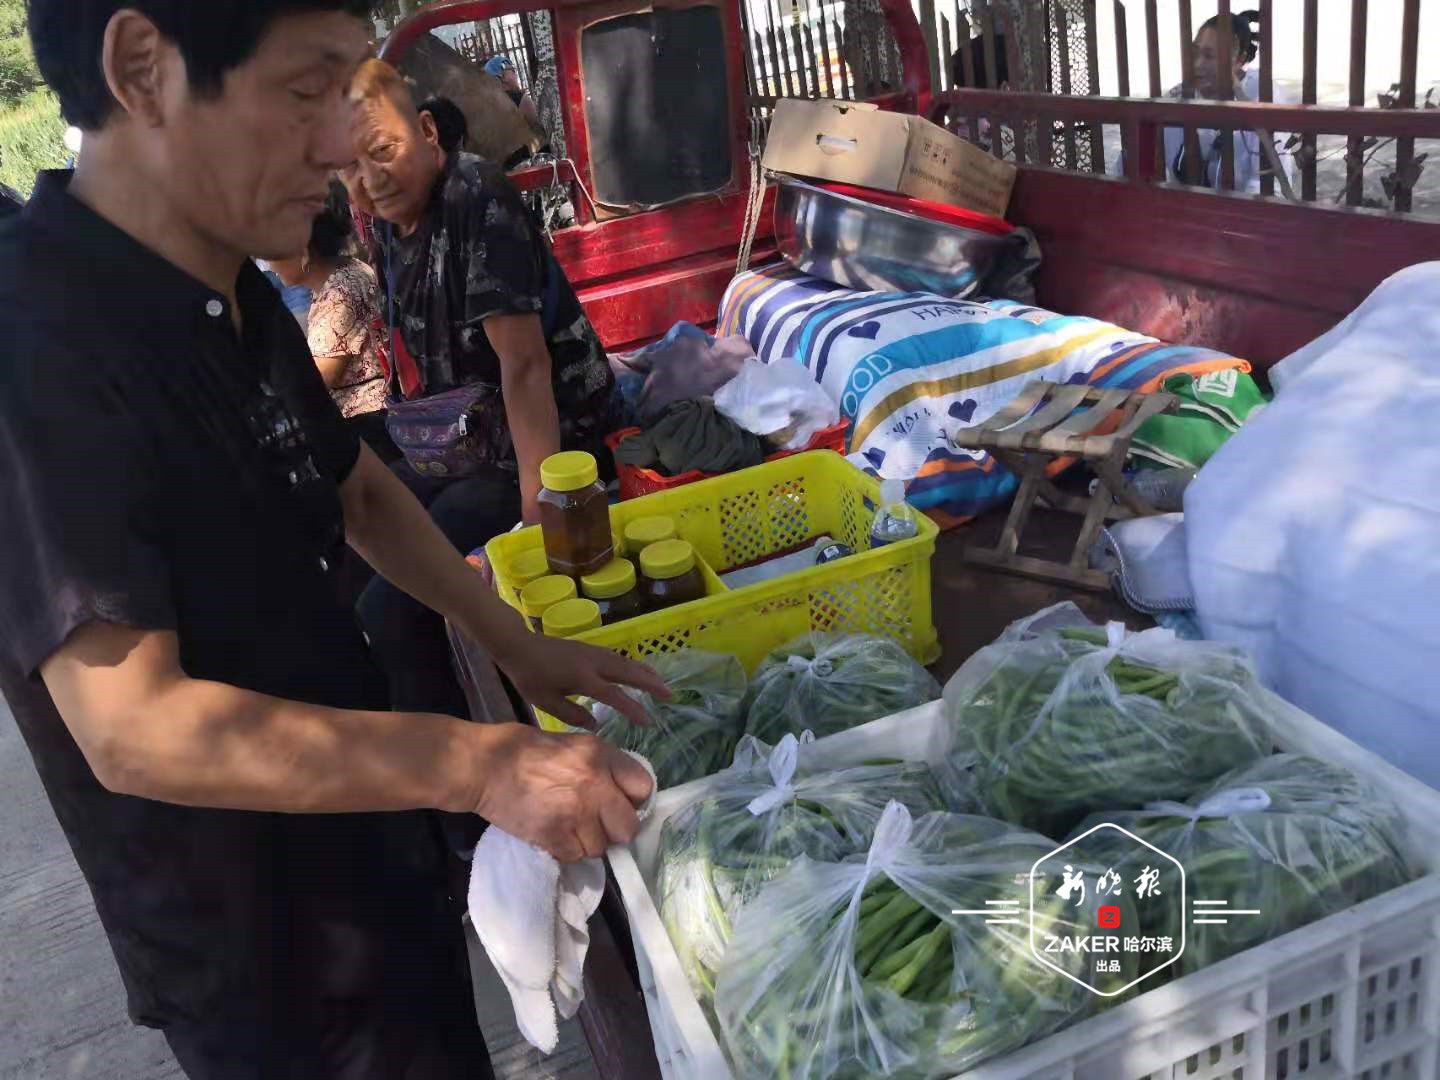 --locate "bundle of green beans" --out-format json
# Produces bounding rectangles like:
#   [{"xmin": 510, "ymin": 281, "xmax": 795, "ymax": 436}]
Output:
[
  {"xmin": 1068, "ymin": 754, "xmax": 1415, "ymax": 977},
  {"xmin": 743, "ymin": 633, "xmax": 941, "ymax": 743},
  {"xmin": 954, "ymin": 622, "xmax": 1274, "ymax": 836},
  {"xmin": 587, "ymin": 649, "xmax": 747, "ymax": 789},
  {"xmin": 714, "ymin": 809, "xmax": 1137, "ymax": 1080},
  {"xmin": 656, "ymin": 758, "xmax": 946, "ymax": 1004}
]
